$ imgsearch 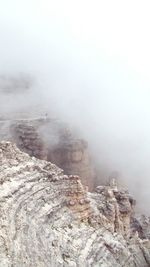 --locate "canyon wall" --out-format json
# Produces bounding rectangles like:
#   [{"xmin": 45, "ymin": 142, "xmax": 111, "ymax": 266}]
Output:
[
  {"xmin": 0, "ymin": 141, "xmax": 150, "ymax": 267},
  {"xmin": 0, "ymin": 118, "xmax": 95, "ymax": 190}
]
